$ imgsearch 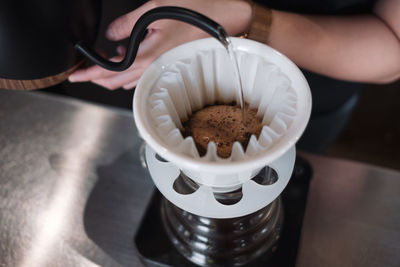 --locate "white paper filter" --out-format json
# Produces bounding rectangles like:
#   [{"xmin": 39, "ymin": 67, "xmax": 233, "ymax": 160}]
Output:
[{"xmin": 148, "ymin": 48, "xmax": 297, "ymax": 163}]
